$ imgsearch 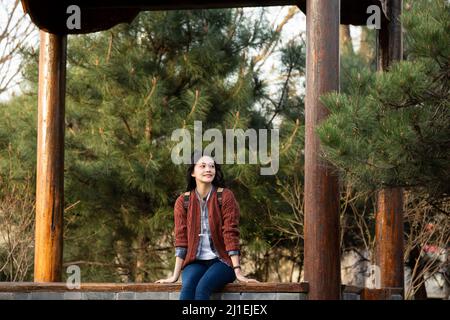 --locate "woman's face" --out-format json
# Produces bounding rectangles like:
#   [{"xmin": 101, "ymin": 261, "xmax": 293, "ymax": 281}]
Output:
[{"xmin": 191, "ymin": 155, "xmax": 216, "ymax": 185}]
